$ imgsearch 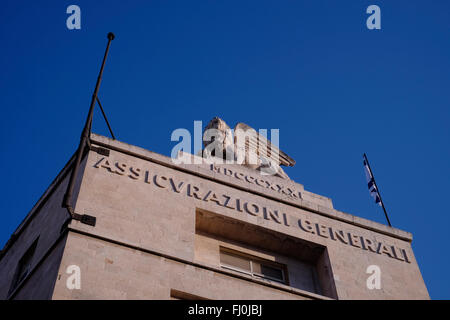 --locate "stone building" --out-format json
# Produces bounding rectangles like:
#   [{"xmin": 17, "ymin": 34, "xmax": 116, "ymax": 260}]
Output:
[{"xmin": 0, "ymin": 132, "xmax": 429, "ymax": 300}]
